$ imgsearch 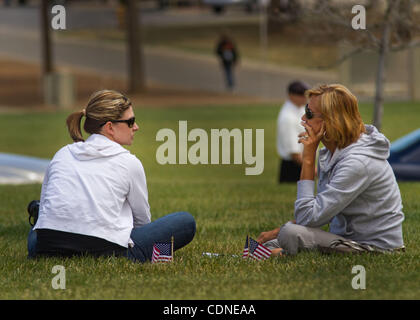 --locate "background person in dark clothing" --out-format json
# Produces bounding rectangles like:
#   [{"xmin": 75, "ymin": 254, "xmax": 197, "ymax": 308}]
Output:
[{"xmin": 215, "ymin": 34, "xmax": 239, "ymax": 91}]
